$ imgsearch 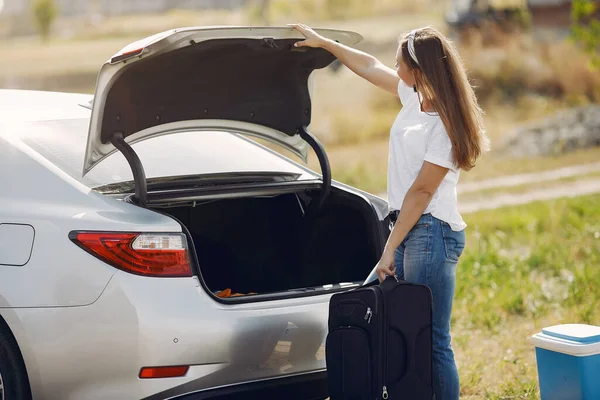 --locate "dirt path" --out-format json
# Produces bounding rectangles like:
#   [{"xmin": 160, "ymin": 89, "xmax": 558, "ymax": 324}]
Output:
[
  {"xmin": 377, "ymin": 163, "xmax": 600, "ymax": 213},
  {"xmin": 458, "ymin": 162, "xmax": 600, "ymax": 194},
  {"xmin": 459, "ymin": 177, "xmax": 600, "ymax": 214}
]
